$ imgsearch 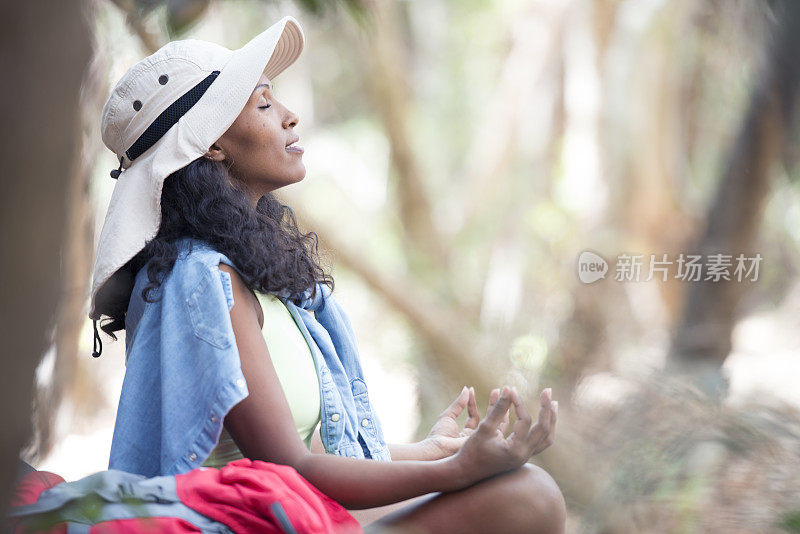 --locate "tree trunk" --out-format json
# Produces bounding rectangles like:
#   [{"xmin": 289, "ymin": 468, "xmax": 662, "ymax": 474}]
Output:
[
  {"xmin": 669, "ymin": 0, "xmax": 800, "ymax": 380},
  {"xmin": 29, "ymin": 21, "xmax": 110, "ymax": 463},
  {"xmin": 0, "ymin": 0, "xmax": 93, "ymax": 516}
]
